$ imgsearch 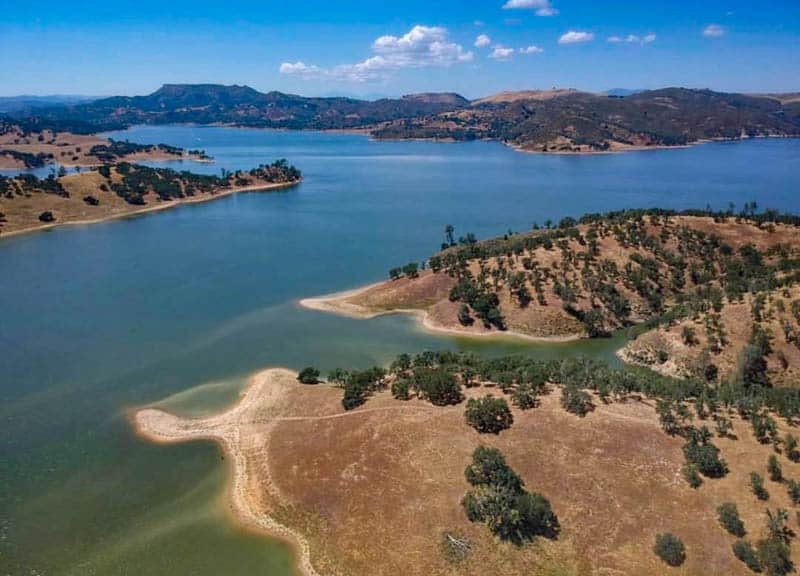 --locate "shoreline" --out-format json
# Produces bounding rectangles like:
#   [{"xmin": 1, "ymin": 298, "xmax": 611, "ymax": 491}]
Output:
[
  {"xmin": 0, "ymin": 179, "xmax": 301, "ymax": 240},
  {"xmin": 299, "ymin": 283, "xmax": 583, "ymax": 344},
  {"xmin": 132, "ymin": 368, "xmax": 322, "ymax": 576}
]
